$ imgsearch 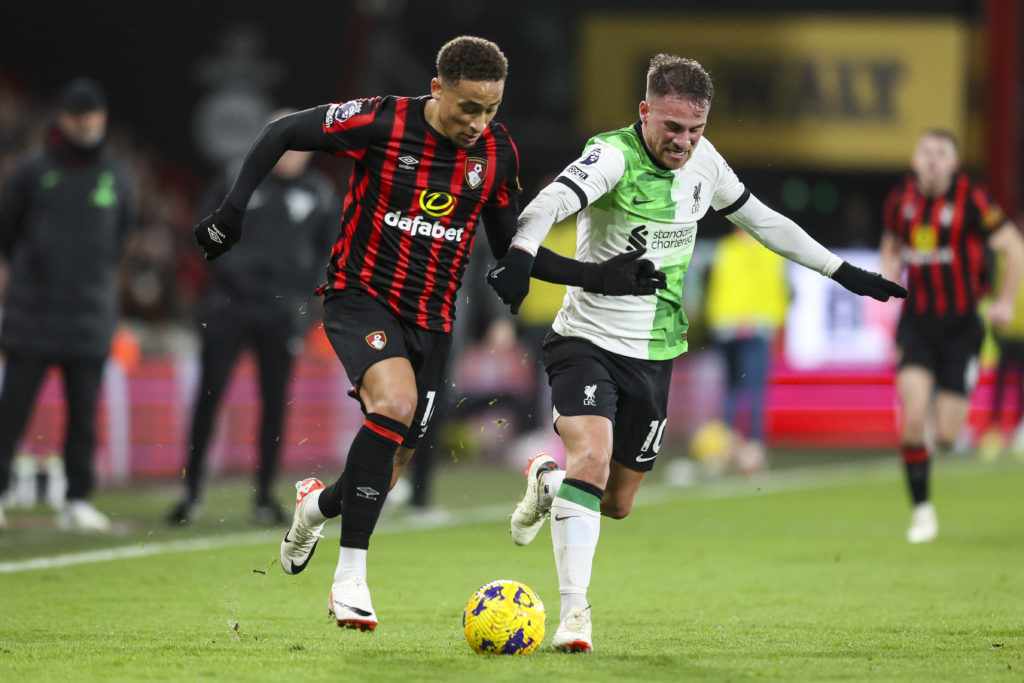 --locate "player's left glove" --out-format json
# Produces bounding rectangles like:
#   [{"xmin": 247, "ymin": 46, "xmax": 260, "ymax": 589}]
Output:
[
  {"xmin": 193, "ymin": 200, "xmax": 244, "ymax": 261},
  {"xmin": 486, "ymin": 247, "xmax": 534, "ymax": 314},
  {"xmin": 831, "ymin": 261, "xmax": 907, "ymax": 302}
]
